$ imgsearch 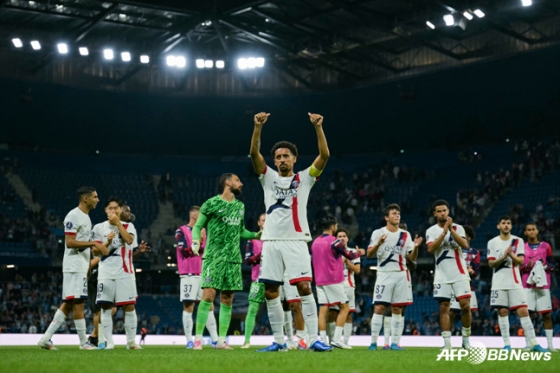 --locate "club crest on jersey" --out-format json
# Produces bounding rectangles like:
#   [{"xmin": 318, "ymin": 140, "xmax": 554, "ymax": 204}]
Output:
[
  {"xmin": 291, "ymin": 179, "xmax": 300, "ymax": 188},
  {"xmin": 239, "ymin": 209, "xmax": 243, "ymax": 215},
  {"xmin": 399, "ymin": 239, "xmax": 405, "ymax": 246}
]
